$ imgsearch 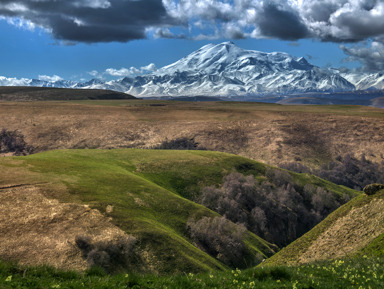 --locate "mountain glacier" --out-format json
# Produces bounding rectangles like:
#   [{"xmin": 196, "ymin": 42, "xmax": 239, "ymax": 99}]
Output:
[{"xmin": 1, "ymin": 42, "xmax": 383, "ymax": 98}]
